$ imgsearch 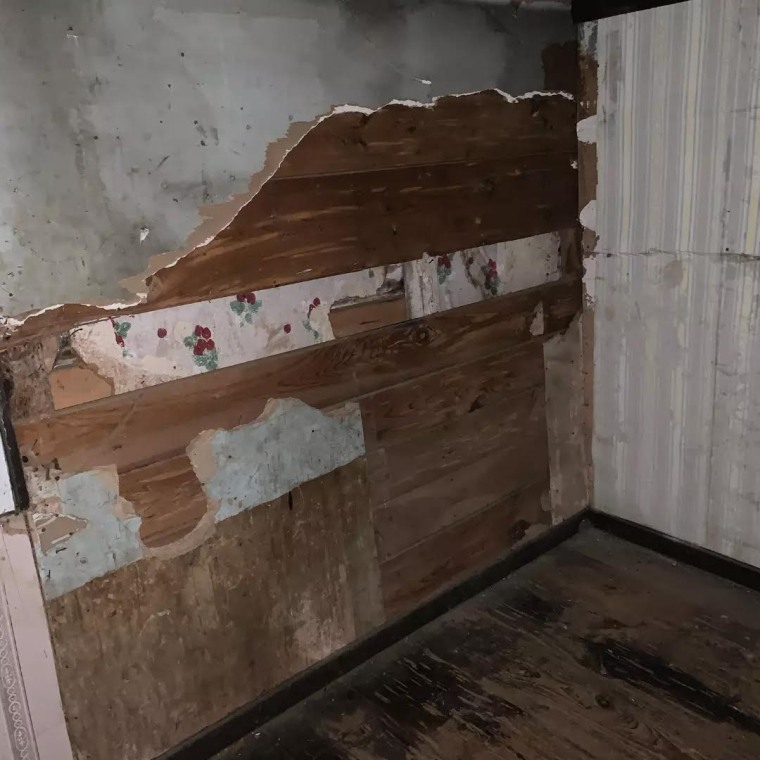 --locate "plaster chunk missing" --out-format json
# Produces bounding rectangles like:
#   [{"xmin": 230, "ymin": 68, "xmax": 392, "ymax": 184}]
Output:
[
  {"xmin": 188, "ymin": 398, "xmax": 365, "ymax": 522},
  {"xmin": 1, "ymin": 89, "xmax": 574, "ymax": 346},
  {"xmin": 580, "ymin": 199, "xmax": 597, "ymax": 233},
  {"xmin": 576, "ymin": 114, "xmax": 598, "ymax": 144}
]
